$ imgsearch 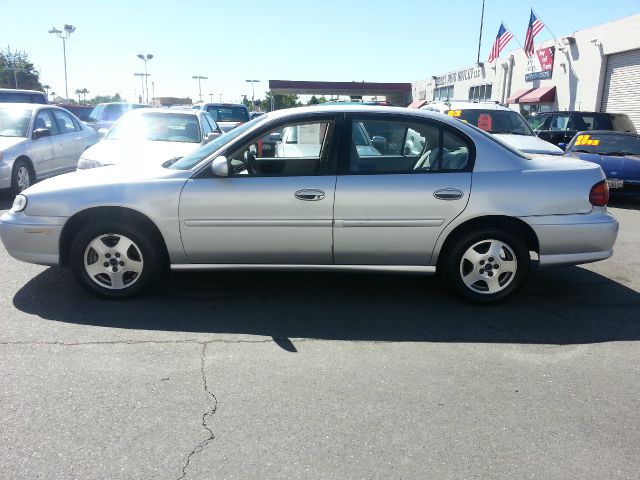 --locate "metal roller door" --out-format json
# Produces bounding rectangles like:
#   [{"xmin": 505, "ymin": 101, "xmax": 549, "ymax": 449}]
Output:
[{"xmin": 601, "ymin": 49, "xmax": 640, "ymax": 130}]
